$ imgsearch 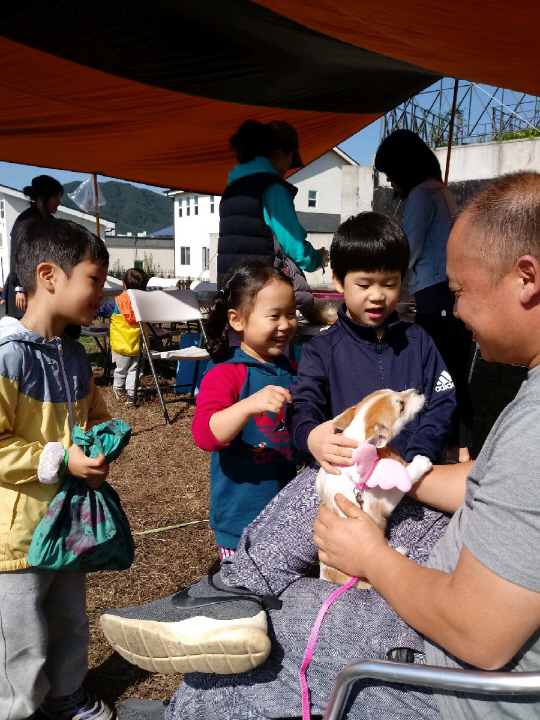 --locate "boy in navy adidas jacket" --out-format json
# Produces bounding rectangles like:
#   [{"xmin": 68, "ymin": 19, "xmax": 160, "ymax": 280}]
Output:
[{"xmin": 288, "ymin": 212, "xmax": 456, "ymax": 470}]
